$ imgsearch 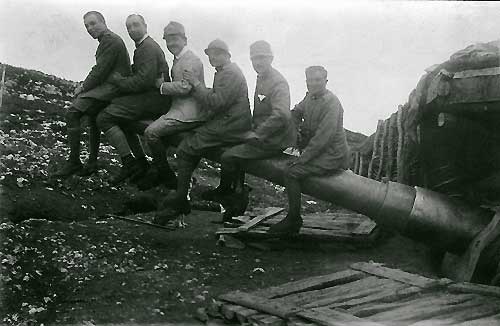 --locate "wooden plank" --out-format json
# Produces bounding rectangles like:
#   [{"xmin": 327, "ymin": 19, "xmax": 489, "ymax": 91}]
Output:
[
  {"xmin": 448, "ymin": 281, "xmax": 500, "ymax": 298},
  {"xmin": 254, "ymin": 269, "xmax": 367, "ymax": 299},
  {"xmin": 247, "ymin": 313, "xmax": 286, "ymax": 326},
  {"xmin": 407, "ymin": 298, "xmax": 500, "ymax": 326},
  {"xmin": 238, "ymin": 207, "xmax": 284, "ymax": 231},
  {"xmin": 325, "ymin": 283, "xmax": 411, "ymax": 309},
  {"xmin": 350, "ymin": 262, "xmax": 448, "ymax": 289},
  {"xmin": 453, "ymin": 313, "xmax": 500, "ymax": 326},
  {"xmin": 396, "ymin": 105, "xmax": 404, "ymax": 183},
  {"xmin": 359, "ymin": 155, "xmax": 365, "ymax": 177},
  {"xmin": 0, "ymin": 64, "xmax": 5, "ymax": 109},
  {"xmin": 302, "ymin": 279, "xmax": 405, "ymax": 309},
  {"xmin": 220, "ymin": 303, "xmax": 238, "ymax": 320},
  {"xmin": 368, "ymin": 120, "xmax": 383, "ymax": 179},
  {"xmin": 368, "ymin": 293, "xmax": 478, "ymax": 324},
  {"xmin": 272, "ymin": 276, "xmax": 392, "ymax": 307},
  {"xmin": 219, "ymin": 291, "xmax": 300, "ymax": 319},
  {"xmin": 352, "ymin": 218, "xmax": 377, "ymax": 235},
  {"xmin": 299, "ymin": 307, "xmax": 386, "ymax": 326},
  {"xmin": 354, "ymin": 151, "xmax": 360, "ymax": 175},
  {"xmin": 346, "ymin": 286, "xmax": 426, "ymax": 317},
  {"xmin": 376, "ymin": 119, "xmax": 389, "ymax": 181},
  {"xmin": 287, "ymin": 317, "xmax": 317, "ymax": 326},
  {"xmin": 446, "ymin": 210, "xmax": 500, "ymax": 282},
  {"xmin": 387, "ymin": 113, "xmax": 397, "ymax": 180}
]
